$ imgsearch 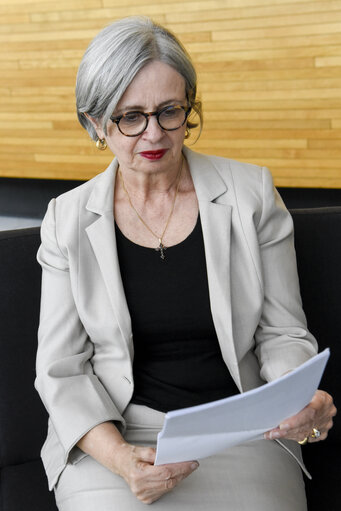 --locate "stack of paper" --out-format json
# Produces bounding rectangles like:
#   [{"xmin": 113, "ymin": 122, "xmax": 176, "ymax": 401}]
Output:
[{"xmin": 155, "ymin": 349, "xmax": 329, "ymax": 465}]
